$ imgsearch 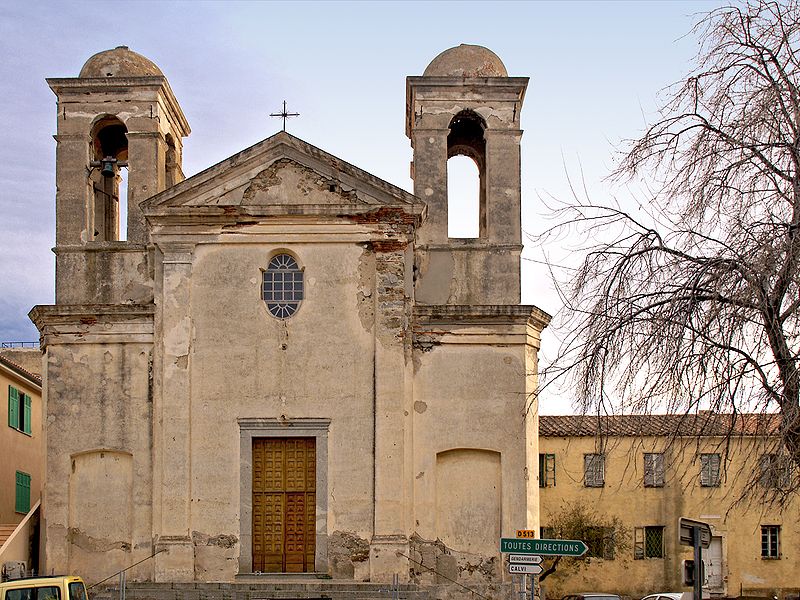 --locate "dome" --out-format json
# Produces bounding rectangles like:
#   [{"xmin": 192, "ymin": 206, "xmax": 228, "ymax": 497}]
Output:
[
  {"xmin": 423, "ymin": 44, "xmax": 508, "ymax": 78},
  {"xmin": 79, "ymin": 46, "xmax": 163, "ymax": 78}
]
